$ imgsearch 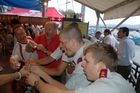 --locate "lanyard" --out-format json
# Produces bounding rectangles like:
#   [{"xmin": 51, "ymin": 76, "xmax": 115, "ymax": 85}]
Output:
[{"xmin": 19, "ymin": 44, "xmax": 25, "ymax": 61}]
